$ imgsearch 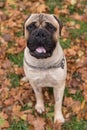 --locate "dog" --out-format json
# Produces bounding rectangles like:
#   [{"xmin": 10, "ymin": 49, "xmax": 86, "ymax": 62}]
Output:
[{"xmin": 23, "ymin": 13, "xmax": 67, "ymax": 123}]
